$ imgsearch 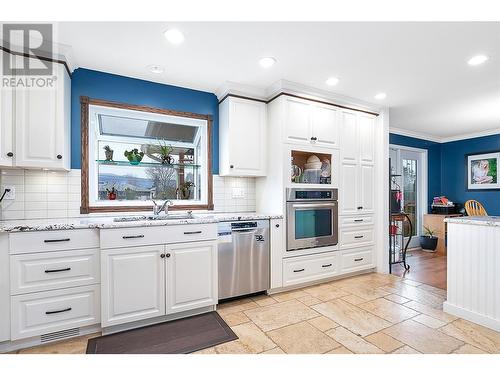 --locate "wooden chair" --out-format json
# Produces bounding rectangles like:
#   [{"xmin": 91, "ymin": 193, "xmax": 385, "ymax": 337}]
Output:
[{"xmin": 464, "ymin": 200, "xmax": 488, "ymax": 216}]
